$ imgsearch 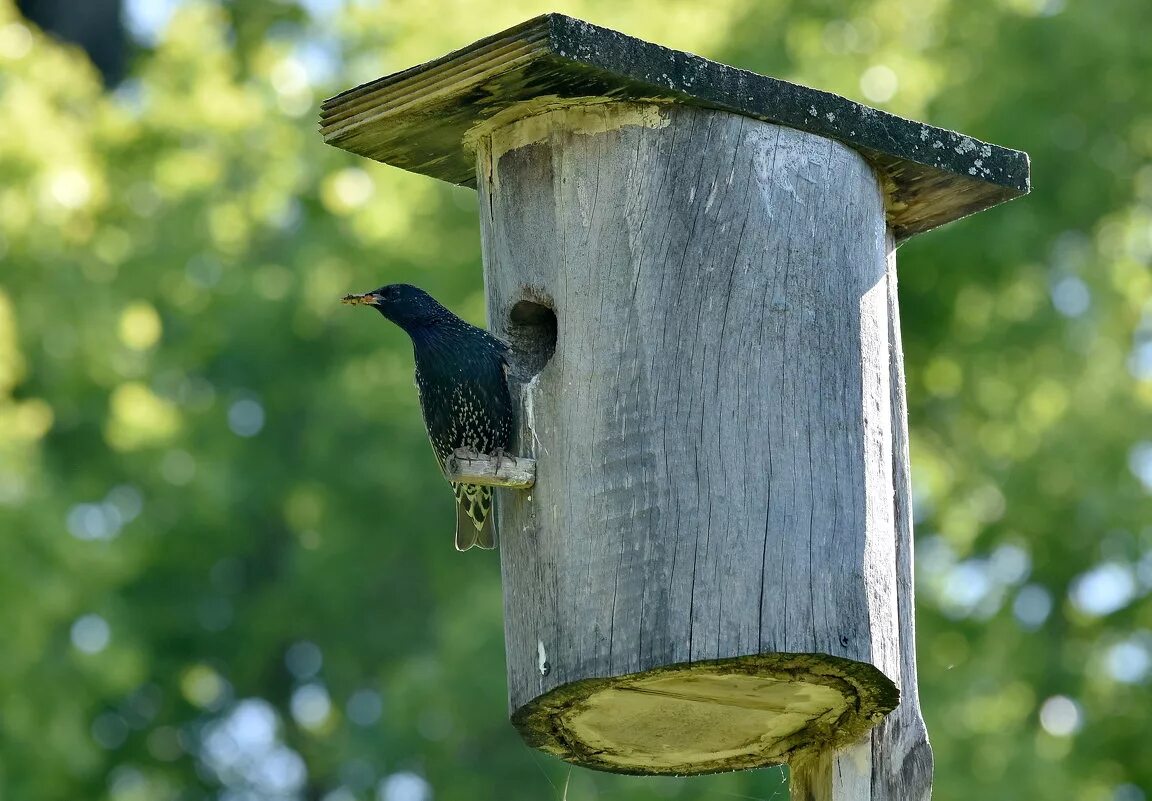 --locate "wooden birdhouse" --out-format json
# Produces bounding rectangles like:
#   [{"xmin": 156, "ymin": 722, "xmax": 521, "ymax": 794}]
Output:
[{"xmin": 321, "ymin": 15, "xmax": 1029, "ymax": 798}]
